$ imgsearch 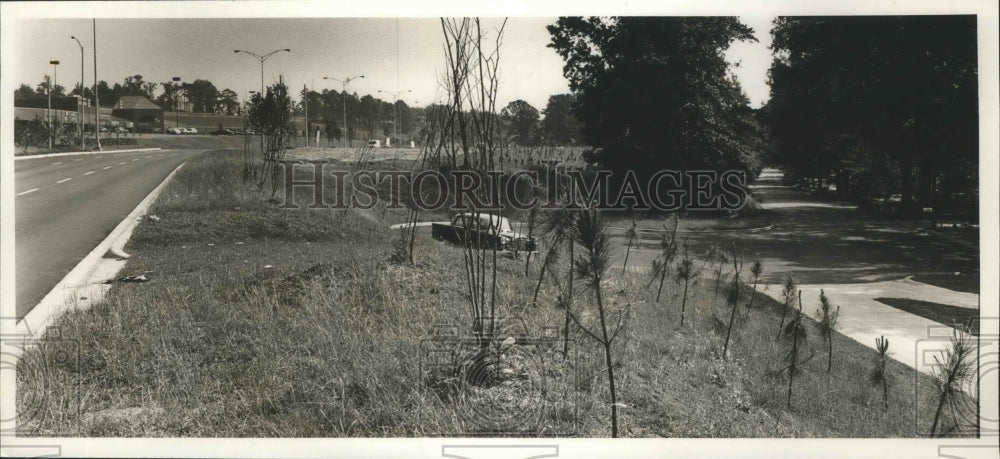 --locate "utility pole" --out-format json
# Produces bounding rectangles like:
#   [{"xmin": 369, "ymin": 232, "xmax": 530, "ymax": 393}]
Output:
[{"xmin": 93, "ymin": 18, "xmax": 101, "ymax": 150}]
